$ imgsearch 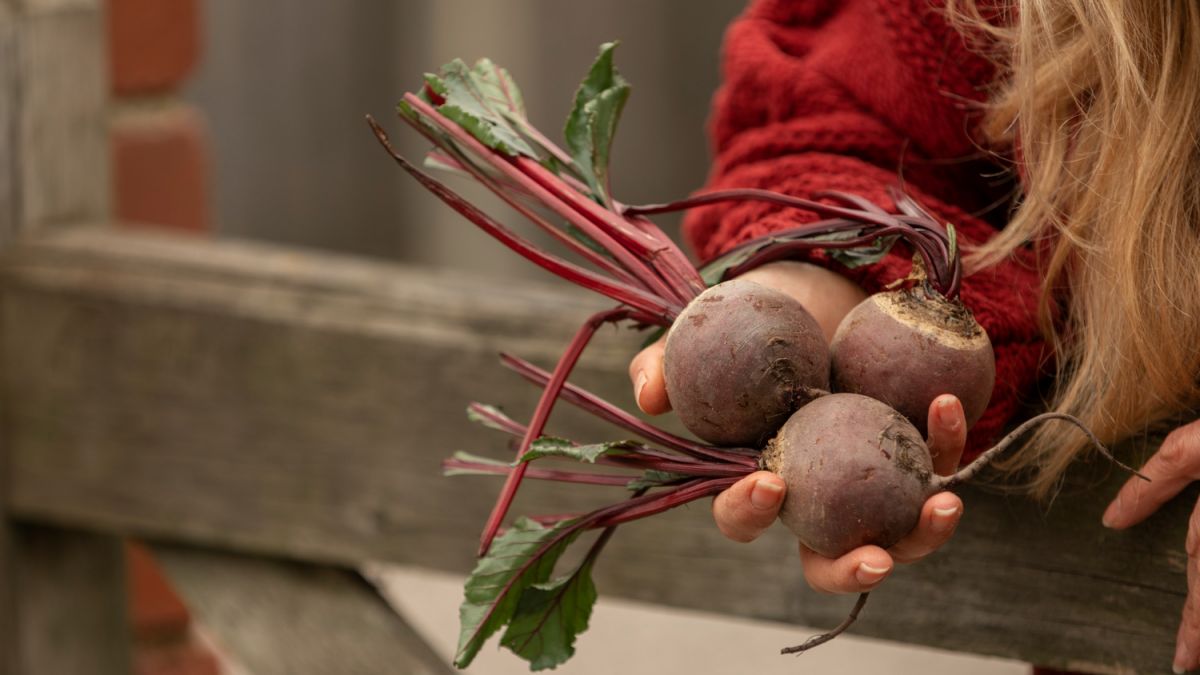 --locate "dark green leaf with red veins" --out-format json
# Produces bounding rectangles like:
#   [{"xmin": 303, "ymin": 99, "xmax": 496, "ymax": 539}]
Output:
[
  {"xmin": 815, "ymin": 230, "xmax": 900, "ymax": 269},
  {"xmin": 564, "ymin": 42, "xmax": 630, "ymax": 206},
  {"xmin": 500, "ymin": 561, "xmax": 599, "ymax": 671},
  {"xmin": 625, "ymin": 469, "xmax": 688, "ymax": 491},
  {"xmin": 454, "ymin": 517, "xmax": 584, "ymax": 668},
  {"xmin": 697, "ymin": 228, "xmax": 901, "ymax": 287},
  {"xmin": 698, "ymin": 241, "xmax": 776, "ymax": 287},
  {"xmin": 418, "ymin": 59, "xmax": 539, "ymax": 158},
  {"xmin": 518, "ymin": 437, "xmax": 641, "ymax": 464}
]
